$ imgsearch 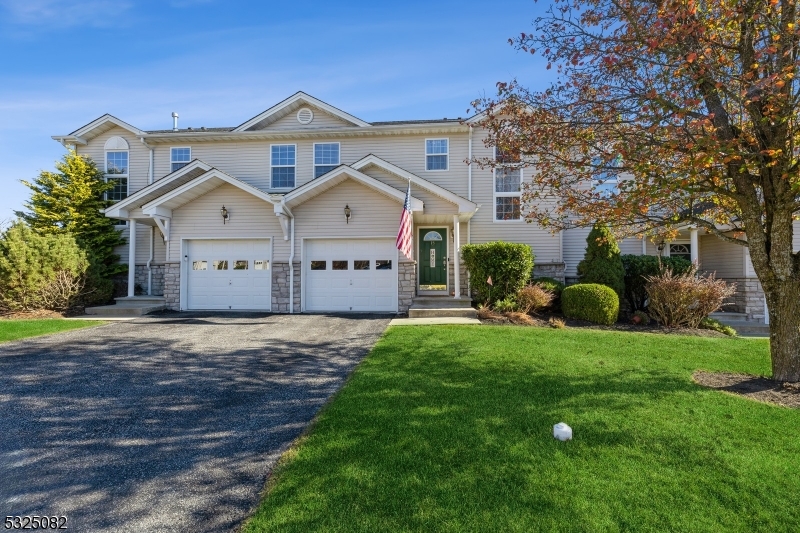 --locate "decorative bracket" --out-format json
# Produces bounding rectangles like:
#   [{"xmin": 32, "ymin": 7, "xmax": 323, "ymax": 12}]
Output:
[
  {"xmin": 153, "ymin": 217, "xmax": 171, "ymax": 242},
  {"xmin": 276, "ymin": 213, "xmax": 290, "ymax": 241}
]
